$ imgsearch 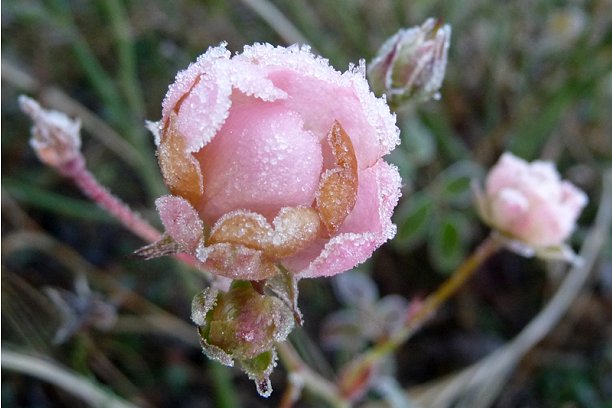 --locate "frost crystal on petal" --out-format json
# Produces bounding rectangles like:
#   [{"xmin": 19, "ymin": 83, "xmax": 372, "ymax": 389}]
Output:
[
  {"xmin": 19, "ymin": 95, "xmax": 83, "ymax": 170},
  {"xmin": 156, "ymin": 195, "xmax": 204, "ymax": 253},
  {"xmin": 158, "ymin": 113, "xmax": 204, "ymax": 204},
  {"xmin": 191, "ymin": 288, "xmax": 219, "ymax": 326},
  {"xmin": 316, "ymin": 121, "xmax": 359, "ymax": 235}
]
